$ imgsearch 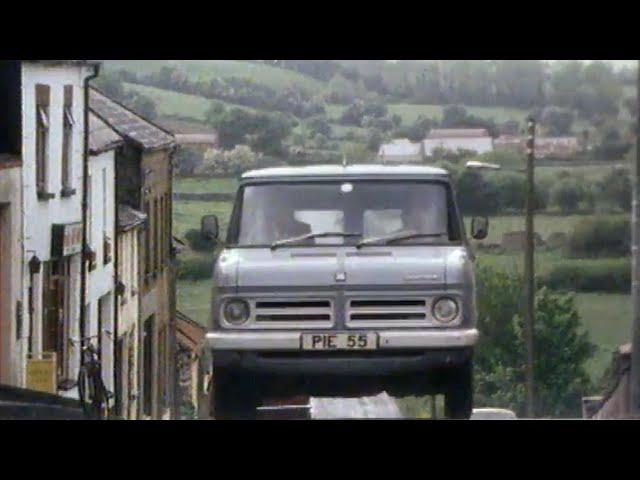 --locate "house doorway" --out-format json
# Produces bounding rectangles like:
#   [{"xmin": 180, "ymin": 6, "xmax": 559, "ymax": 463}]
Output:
[{"xmin": 42, "ymin": 257, "xmax": 71, "ymax": 383}]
